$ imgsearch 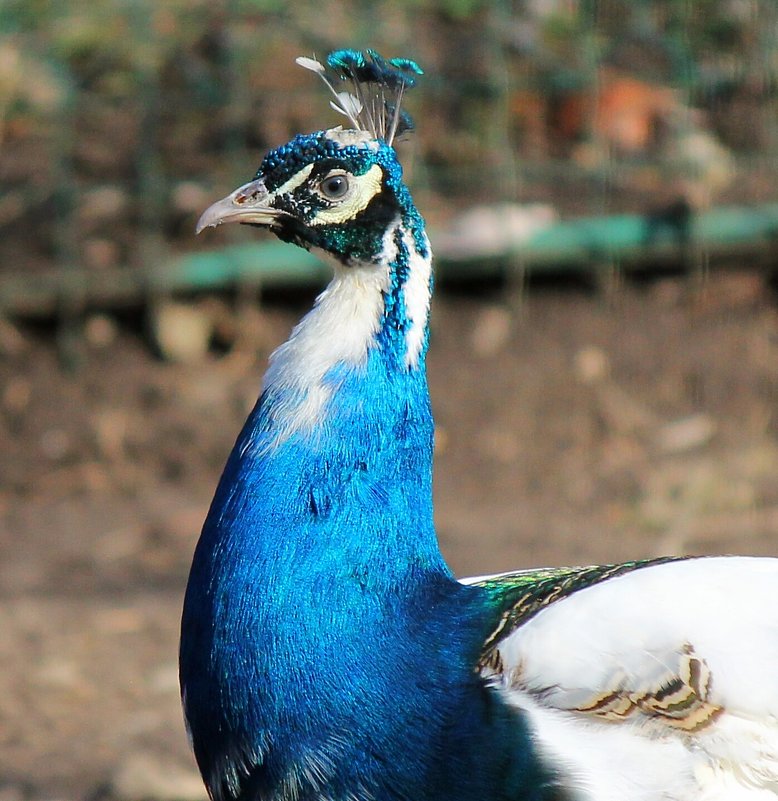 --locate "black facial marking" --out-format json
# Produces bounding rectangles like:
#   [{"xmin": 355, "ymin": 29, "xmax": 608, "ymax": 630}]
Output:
[{"xmin": 271, "ymin": 174, "xmax": 399, "ymax": 265}]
